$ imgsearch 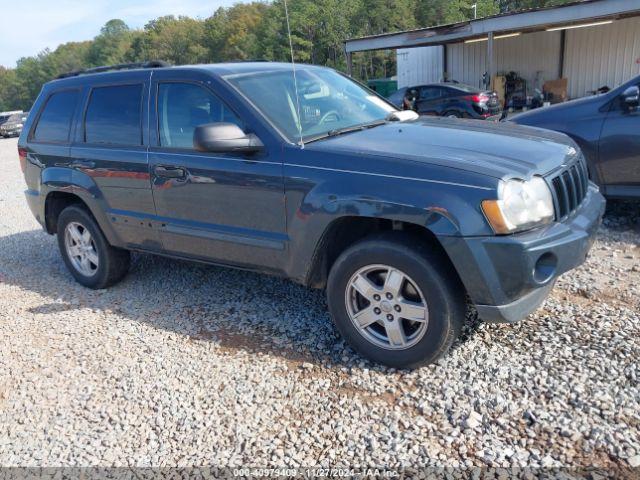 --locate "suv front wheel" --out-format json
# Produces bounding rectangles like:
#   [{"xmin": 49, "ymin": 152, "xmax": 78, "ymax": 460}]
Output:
[
  {"xmin": 57, "ymin": 205, "xmax": 130, "ymax": 289},
  {"xmin": 327, "ymin": 232, "xmax": 465, "ymax": 368}
]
